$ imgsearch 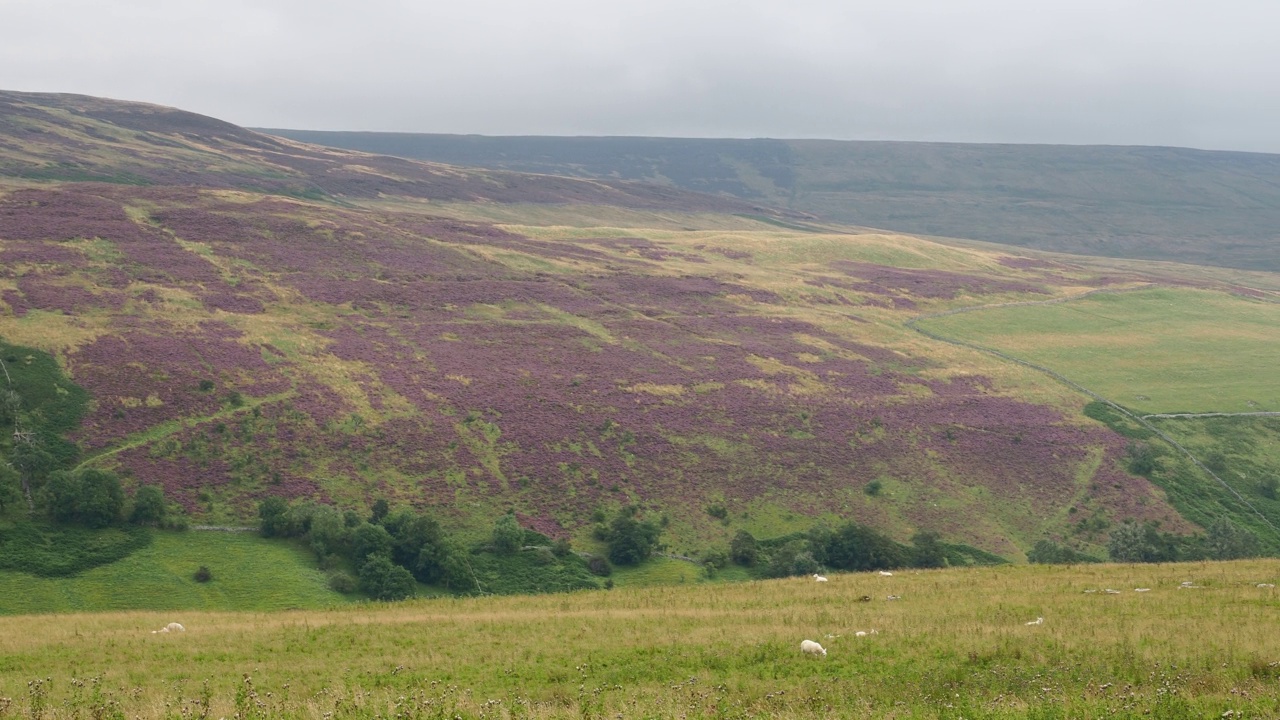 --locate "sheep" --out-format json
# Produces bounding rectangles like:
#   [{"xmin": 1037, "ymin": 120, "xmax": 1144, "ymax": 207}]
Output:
[
  {"xmin": 800, "ymin": 640, "xmax": 827, "ymax": 657},
  {"xmin": 886, "ymin": 594, "xmax": 901, "ymax": 601},
  {"xmin": 152, "ymin": 622, "xmax": 185, "ymax": 634},
  {"xmin": 1257, "ymin": 583, "xmax": 1275, "ymax": 588},
  {"xmin": 1134, "ymin": 588, "xmax": 1151, "ymax": 593},
  {"xmin": 854, "ymin": 629, "xmax": 878, "ymax": 637},
  {"xmin": 1025, "ymin": 617, "xmax": 1044, "ymax": 626},
  {"xmin": 1103, "ymin": 589, "xmax": 1121, "ymax": 594},
  {"xmin": 813, "ymin": 574, "xmax": 828, "ymax": 582},
  {"xmin": 878, "ymin": 571, "xmax": 893, "ymax": 577}
]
